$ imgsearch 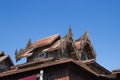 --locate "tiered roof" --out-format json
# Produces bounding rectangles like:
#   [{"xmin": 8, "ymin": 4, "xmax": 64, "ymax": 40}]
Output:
[
  {"xmin": 15, "ymin": 34, "xmax": 60, "ymax": 61},
  {"xmin": 15, "ymin": 28, "xmax": 96, "ymax": 62},
  {"xmin": 0, "ymin": 28, "xmax": 113, "ymax": 79}
]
